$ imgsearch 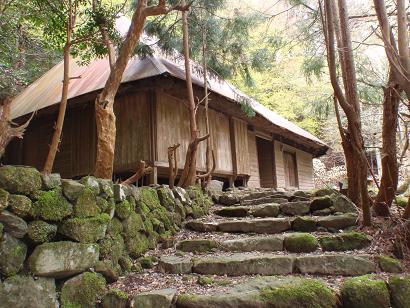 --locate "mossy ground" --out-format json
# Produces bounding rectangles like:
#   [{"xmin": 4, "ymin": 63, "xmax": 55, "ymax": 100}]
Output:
[
  {"xmin": 259, "ymin": 278, "xmax": 337, "ymax": 308},
  {"xmin": 341, "ymin": 275, "xmax": 390, "ymax": 308}
]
